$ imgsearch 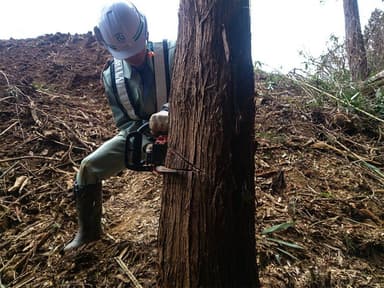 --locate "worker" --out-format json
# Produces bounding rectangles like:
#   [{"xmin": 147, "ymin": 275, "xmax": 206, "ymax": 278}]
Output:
[{"xmin": 64, "ymin": 0, "xmax": 174, "ymax": 251}]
